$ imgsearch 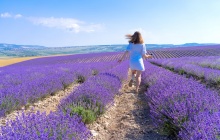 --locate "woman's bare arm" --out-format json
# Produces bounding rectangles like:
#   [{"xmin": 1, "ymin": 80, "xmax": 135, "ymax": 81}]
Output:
[
  {"xmin": 142, "ymin": 54, "xmax": 153, "ymax": 59},
  {"xmin": 118, "ymin": 51, "xmax": 129, "ymax": 62}
]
